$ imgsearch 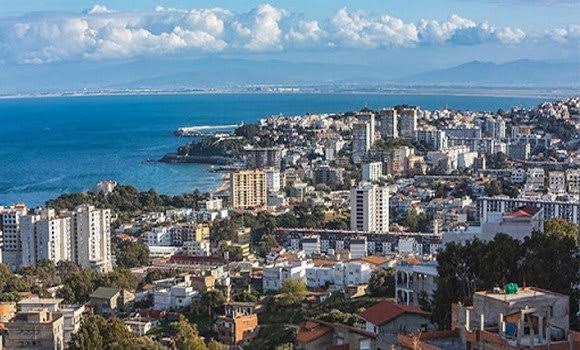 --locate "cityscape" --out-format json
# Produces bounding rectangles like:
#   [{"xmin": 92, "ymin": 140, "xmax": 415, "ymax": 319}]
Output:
[{"xmin": 0, "ymin": 1, "xmax": 579, "ymax": 350}]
